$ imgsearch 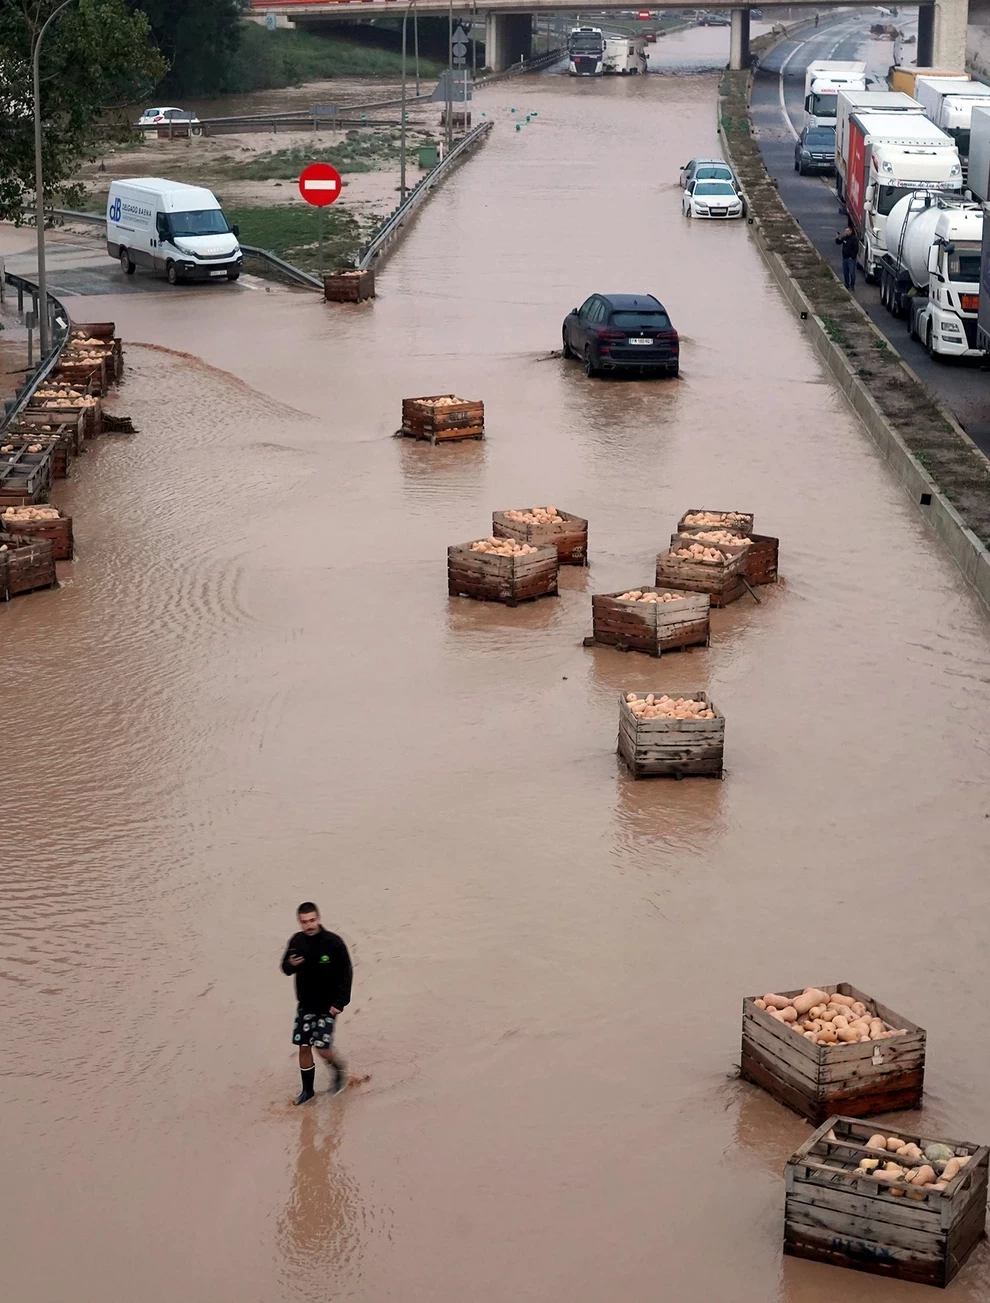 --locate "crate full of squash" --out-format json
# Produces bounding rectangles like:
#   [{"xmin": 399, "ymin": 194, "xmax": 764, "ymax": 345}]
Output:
[{"xmin": 401, "ymin": 394, "xmax": 484, "ymax": 443}]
